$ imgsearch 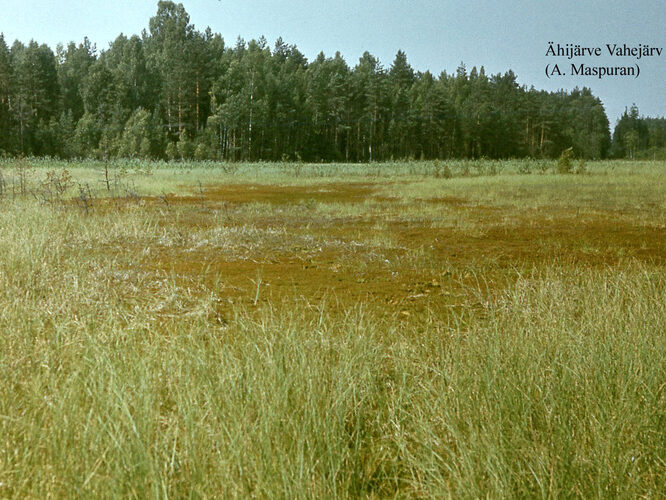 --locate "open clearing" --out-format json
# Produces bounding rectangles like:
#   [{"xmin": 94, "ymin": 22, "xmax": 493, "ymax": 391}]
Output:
[
  {"xmin": 70, "ymin": 161, "xmax": 666, "ymax": 319},
  {"xmin": 121, "ymin": 178, "xmax": 666, "ymax": 320},
  {"xmin": 1, "ymin": 159, "xmax": 665, "ymax": 497}
]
